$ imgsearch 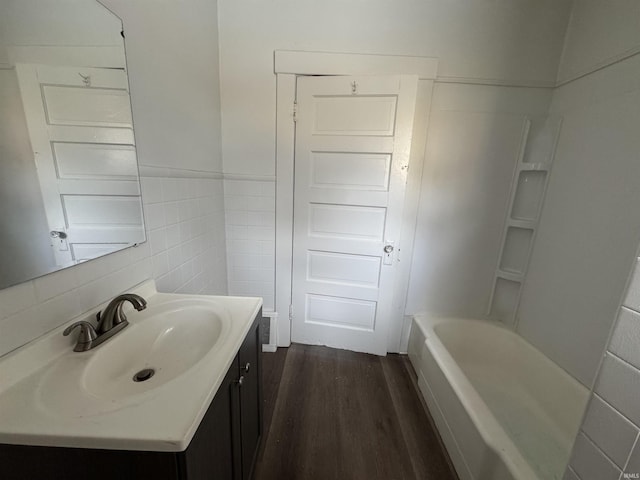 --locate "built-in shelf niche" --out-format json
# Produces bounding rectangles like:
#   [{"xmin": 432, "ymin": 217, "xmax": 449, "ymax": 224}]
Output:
[
  {"xmin": 499, "ymin": 227, "xmax": 534, "ymax": 275},
  {"xmin": 489, "ymin": 278, "xmax": 521, "ymax": 321},
  {"xmin": 511, "ymin": 171, "xmax": 547, "ymax": 222},
  {"xmin": 487, "ymin": 115, "xmax": 562, "ymax": 328}
]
